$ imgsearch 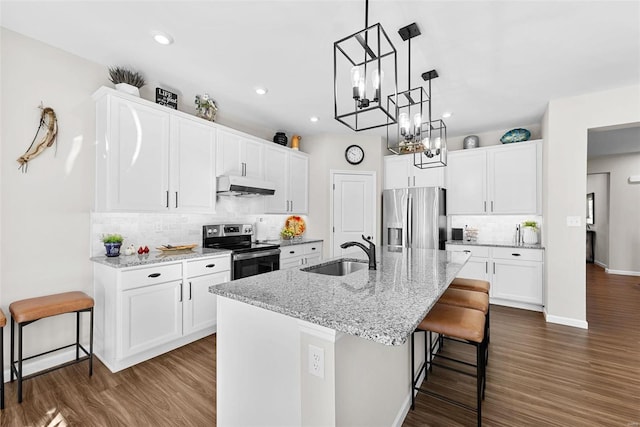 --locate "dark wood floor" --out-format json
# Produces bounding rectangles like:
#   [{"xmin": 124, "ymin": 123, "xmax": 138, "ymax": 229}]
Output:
[{"xmin": 1, "ymin": 264, "xmax": 638, "ymax": 426}]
